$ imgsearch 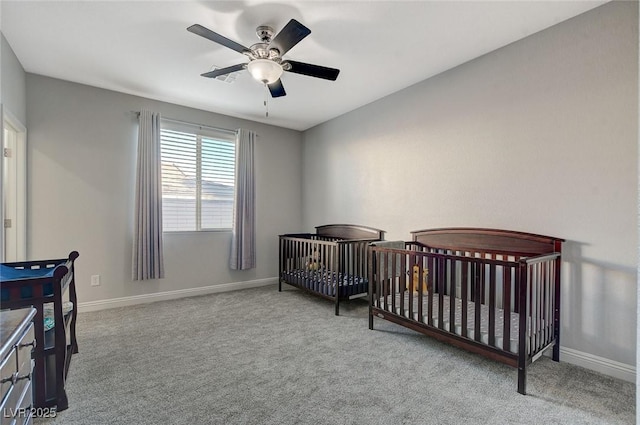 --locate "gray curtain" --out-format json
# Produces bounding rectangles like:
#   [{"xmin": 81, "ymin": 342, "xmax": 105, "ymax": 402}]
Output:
[
  {"xmin": 132, "ymin": 109, "xmax": 165, "ymax": 280},
  {"xmin": 230, "ymin": 128, "xmax": 256, "ymax": 270}
]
